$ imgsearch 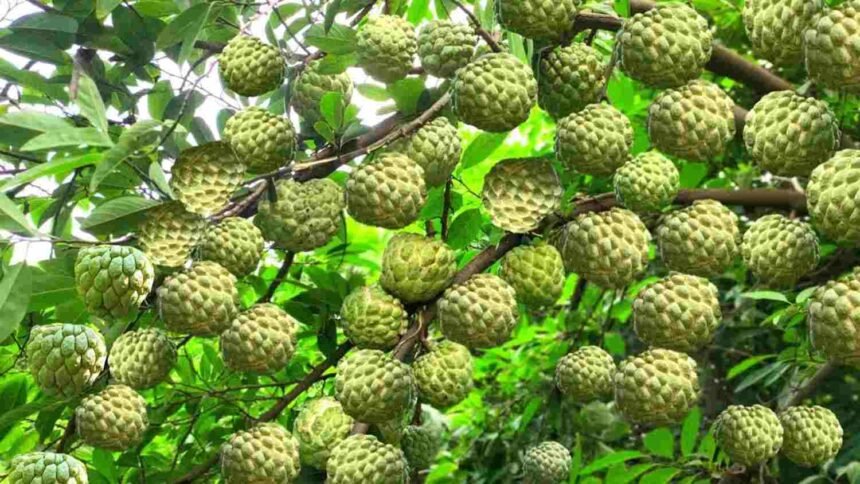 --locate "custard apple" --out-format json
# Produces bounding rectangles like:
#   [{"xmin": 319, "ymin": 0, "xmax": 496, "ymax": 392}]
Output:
[
  {"xmin": 614, "ymin": 348, "xmax": 700, "ymax": 425},
  {"xmin": 499, "ymin": 243, "xmax": 565, "ymax": 307},
  {"xmin": 648, "ymin": 80, "xmax": 736, "ymax": 162},
  {"xmin": 346, "ymin": 153, "xmax": 427, "ymax": 229},
  {"xmin": 220, "ymin": 423, "xmax": 300, "ymax": 484},
  {"xmin": 805, "ymin": 1, "xmax": 860, "ymax": 93},
  {"xmin": 439, "ymin": 274, "xmax": 519, "ymax": 349},
  {"xmin": 218, "ymin": 35, "xmax": 285, "ymax": 97},
  {"xmin": 417, "ymin": 20, "xmax": 476, "ymax": 78},
  {"xmin": 199, "ymin": 217, "xmax": 265, "ymax": 278},
  {"xmin": 482, "ymin": 158, "xmax": 562, "ymax": 233},
  {"xmin": 138, "ymin": 201, "xmax": 206, "ymax": 267},
  {"xmin": 255, "ymin": 178, "xmax": 344, "ymax": 252},
  {"xmin": 170, "ymin": 142, "xmax": 246, "ymax": 216},
  {"xmin": 538, "ymin": 43, "xmax": 605, "ymax": 120},
  {"xmin": 335, "ymin": 349, "xmax": 414, "ymax": 424},
  {"xmin": 356, "ymin": 15, "xmax": 416, "ymax": 83},
  {"xmin": 779, "ymin": 405, "xmax": 843, "ymax": 467},
  {"xmin": 26, "ymin": 324, "xmax": 106, "ymax": 397},
  {"xmin": 522, "ymin": 441, "xmax": 571, "ymax": 484},
  {"xmin": 715, "ymin": 405, "xmax": 783, "ymax": 466},
  {"xmin": 223, "ymin": 106, "xmax": 296, "ymax": 173},
  {"xmin": 656, "ymin": 200, "xmax": 740, "ymax": 277},
  {"xmin": 555, "ymin": 103, "xmax": 633, "ymax": 176},
  {"xmin": 413, "ymin": 340, "xmax": 473, "ymax": 408},
  {"xmin": 74, "ymin": 245, "xmax": 154, "ymax": 319},
  {"xmin": 555, "ymin": 345, "xmax": 615, "ymax": 403},
  {"xmin": 292, "ymin": 59, "xmax": 353, "ymax": 123},
  {"xmin": 743, "ymin": 0, "xmax": 824, "ymax": 66},
  {"xmin": 497, "ymin": 0, "xmax": 579, "ymax": 41},
  {"xmin": 402, "ymin": 415, "xmax": 445, "ymax": 471},
  {"xmin": 388, "ymin": 117, "xmax": 461, "ymax": 186},
  {"xmin": 327, "ymin": 435, "xmax": 408, "ymax": 484},
  {"xmin": 109, "ymin": 329, "xmax": 176, "ymax": 389},
  {"xmin": 157, "ymin": 261, "xmax": 238, "ymax": 336},
  {"xmin": 339, "ymin": 286, "xmax": 408, "ymax": 350},
  {"xmin": 453, "ymin": 53, "xmax": 537, "ymax": 132},
  {"xmin": 807, "ymin": 150, "xmax": 860, "ymax": 244},
  {"xmin": 8, "ymin": 452, "xmax": 88, "ymax": 484},
  {"xmin": 614, "ymin": 151, "xmax": 680, "ymax": 213},
  {"xmin": 76, "ymin": 384, "xmax": 148, "ymax": 450},
  {"xmin": 618, "ymin": 3, "xmax": 713, "ymax": 88},
  {"xmin": 293, "ymin": 397, "xmax": 354, "ymax": 470},
  {"xmin": 380, "ymin": 233, "xmax": 457, "ymax": 303},
  {"xmin": 220, "ymin": 303, "xmax": 298, "ymax": 373},
  {"xmin": 741, "ymin": 214, "xmax": 819, "ymax": 287},
  {"xmin": 808, "ymin": 275, "xmax": 860, "ymax": 367}
]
